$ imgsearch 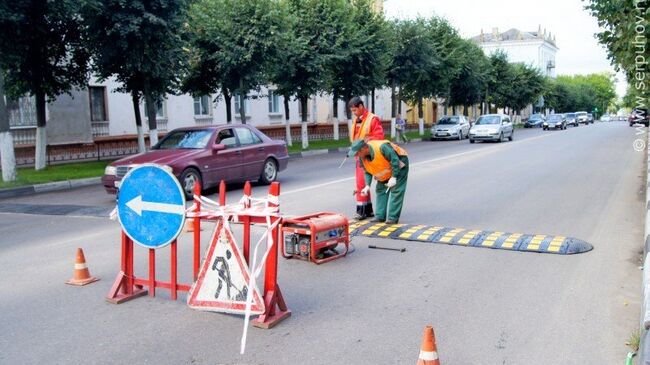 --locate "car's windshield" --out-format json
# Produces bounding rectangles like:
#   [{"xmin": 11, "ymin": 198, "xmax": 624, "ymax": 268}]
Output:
[
  {"xmin": 548, "ymin": 115, "xmax": 562, "ymax": 121},
  {"xmin": 438, "ymin": 116, "xmax": 460, "ymax": 125},
  {"xmin": 154, "ymin": 130, "xmax": 213, "ymax": 150},
  {"xmin": 566, "ymin": 113, "xmax": 576, "ymax": 118},
  {"xmin": 475, "ymin": 116, "xmax": 501, "ymax": 125}
]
